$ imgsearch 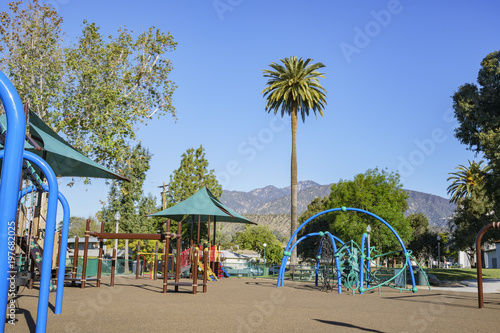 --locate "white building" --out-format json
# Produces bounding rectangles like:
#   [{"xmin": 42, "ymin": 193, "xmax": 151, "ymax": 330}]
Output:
[
  {"xmin": 458, "ymin": 242, "xmax": 500, "ymax": 269},
  {"xmin": 458, "ymin": 251, "xmax": 472, "ymax": 268},
  {"xmin": 220, "ymin": 250, "xmax": 259, "ymax": 269},
  {"xmin": 66, "ymin": 237, "xmax": 100, "ymax": 258},
  {"xmin": 483, "ymin": 242, "xmax": 500, "ymax": 269}
]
